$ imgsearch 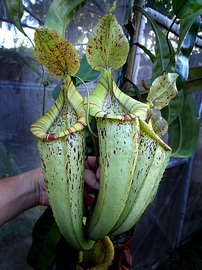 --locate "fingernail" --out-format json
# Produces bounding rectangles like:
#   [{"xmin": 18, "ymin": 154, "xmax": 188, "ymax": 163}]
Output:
[{"xmin": 95, "ymin": 181, "xmax": 100, "ymax": 188}]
